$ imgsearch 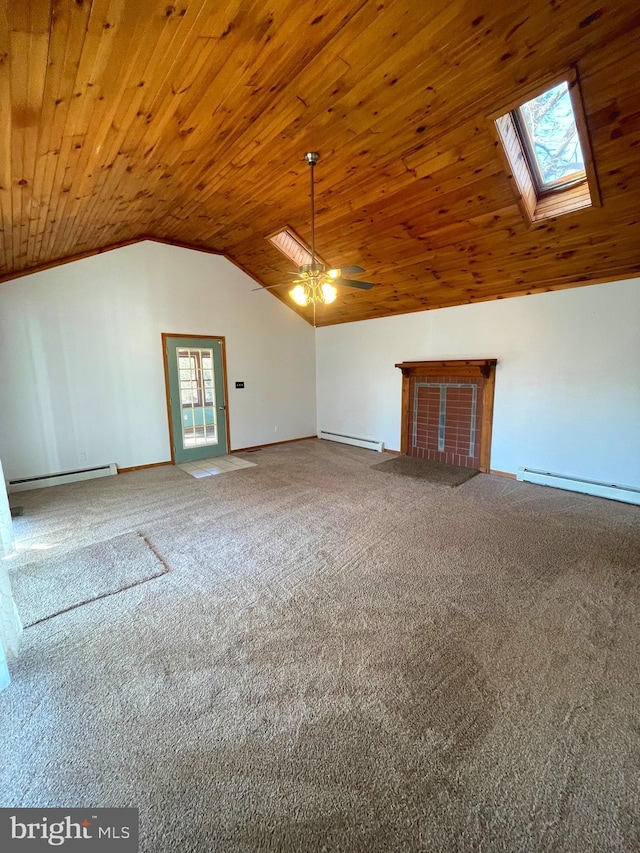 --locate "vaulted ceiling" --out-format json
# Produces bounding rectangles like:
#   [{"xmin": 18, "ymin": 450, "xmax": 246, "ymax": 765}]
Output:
[{"xmin": 1, "ymin": 0, "xmax": 639, "ymax": 325}]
